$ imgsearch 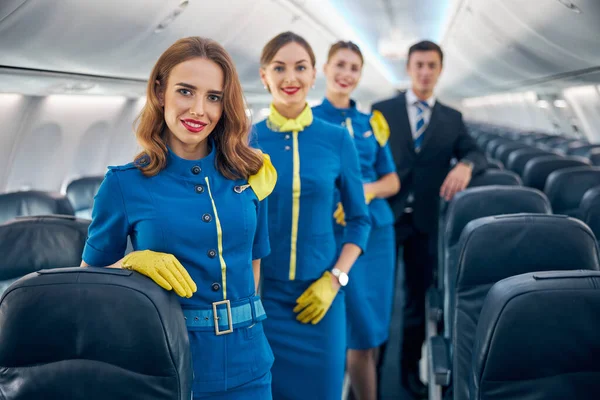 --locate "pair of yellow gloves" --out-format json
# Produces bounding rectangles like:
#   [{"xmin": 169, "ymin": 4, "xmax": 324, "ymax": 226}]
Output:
[
  {"xmin": 334, "ymin": 191, "xmax": 375, "ymax": 226},
  {"xmin": 122, "ymin": 250, "xmax": 338, "ymax": 326}
]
